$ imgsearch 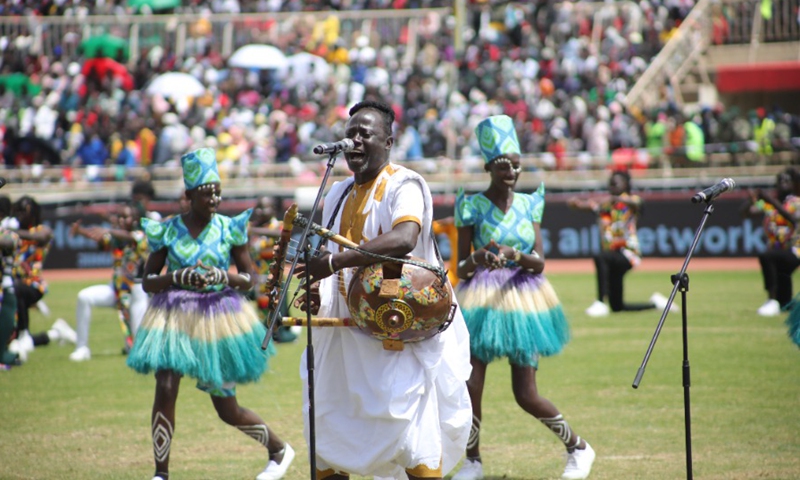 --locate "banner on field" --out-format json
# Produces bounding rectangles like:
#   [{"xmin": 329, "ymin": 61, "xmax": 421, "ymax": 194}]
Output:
[{"xmin": 41, "ymin": 196, "xmax": 763, "ymax": 270}]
